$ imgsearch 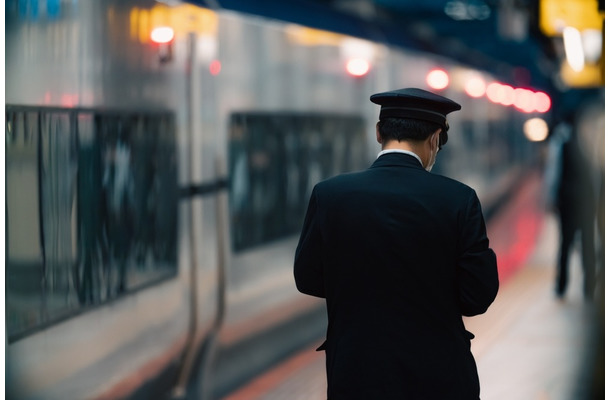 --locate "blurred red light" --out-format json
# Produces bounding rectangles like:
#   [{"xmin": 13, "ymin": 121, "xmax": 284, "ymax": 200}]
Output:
[
  {"xmin": 426, "ymin": 69, "xmax": 449, "ymax": 90},
  {"xmin": 533, "ymin": 92, "xmax": 551, "ymax": 113},
  {"xmin": 210, "ymin": 60, "xmax": 222, "ymax": 76},
  {"xmin": 486, "ymin": 82, "xmax": 551, "ymax": 113},
  {"xmin": 346, "ymin": 58, "xmax": 370, "ymax": 77},
  {"xmin": 486, "ymin": 82, "xmax": 503, "ymax": 103},
  {"xmin": 499, "ymin": 84, "xmax": 515, "ymax": 106},
  {"xmin": 514, "ymin": 88, "xmax": 535, "ymax": 112},
  {"xmin": 61, "ymin": 94, "xmax": 78, "ymax": 107}
]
